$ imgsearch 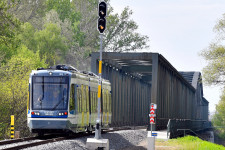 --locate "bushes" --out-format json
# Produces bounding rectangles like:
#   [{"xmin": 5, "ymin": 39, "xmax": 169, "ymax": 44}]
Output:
[{"xmin": 0, "ymin": 46, "xmax": 47, "ymax": 139}]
